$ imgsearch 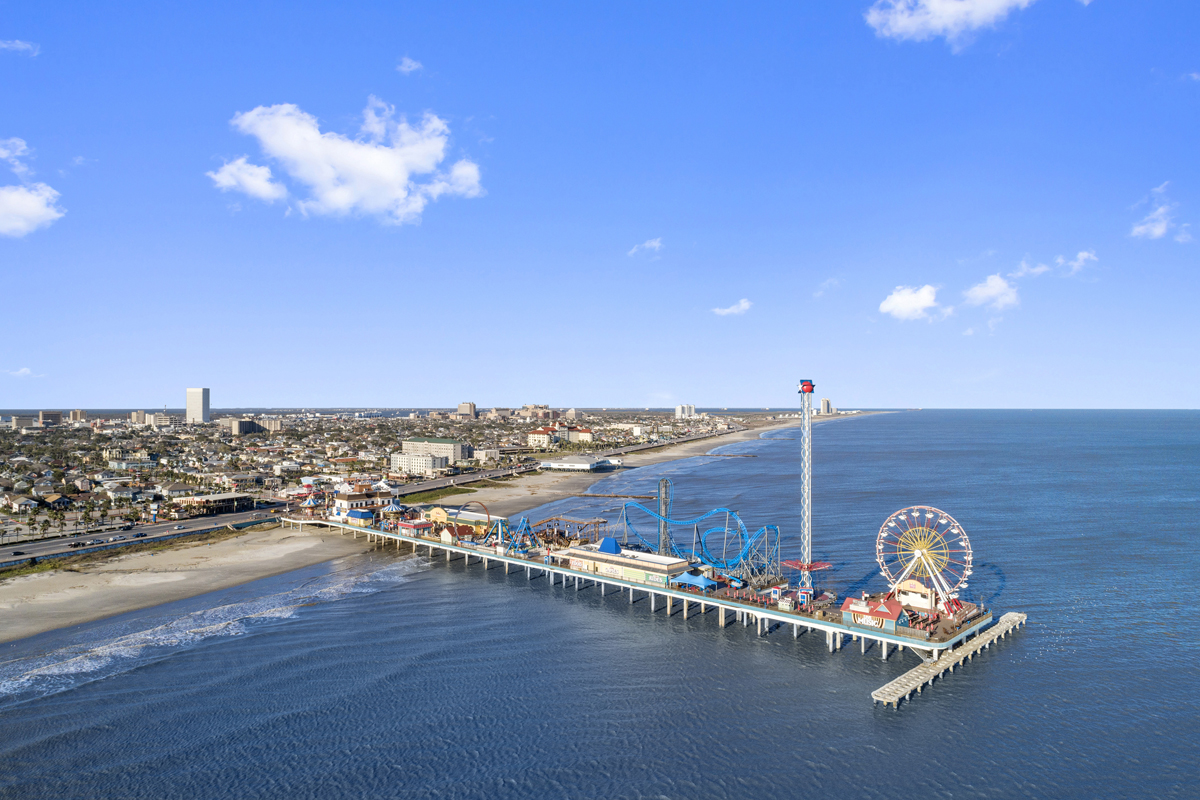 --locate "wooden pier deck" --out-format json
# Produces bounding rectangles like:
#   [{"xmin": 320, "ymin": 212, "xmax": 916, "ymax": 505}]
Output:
[{"xmin": 871, "ymin": 611, "xmax": 1028, "ymax": 708}]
